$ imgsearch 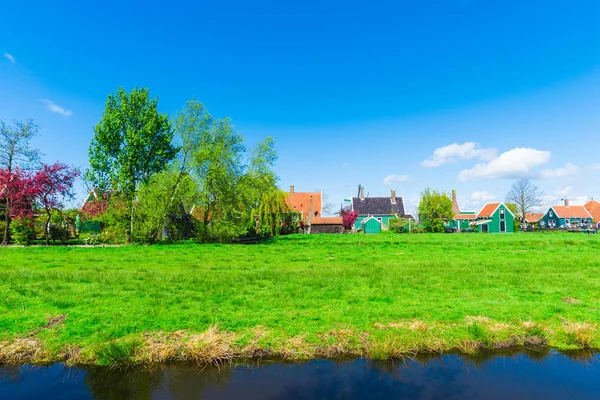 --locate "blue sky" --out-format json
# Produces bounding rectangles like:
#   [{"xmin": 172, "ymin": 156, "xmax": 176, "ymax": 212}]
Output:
[{"xmin": 1, "ymin": 0, "xmax": 600, "ymax": 214}]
